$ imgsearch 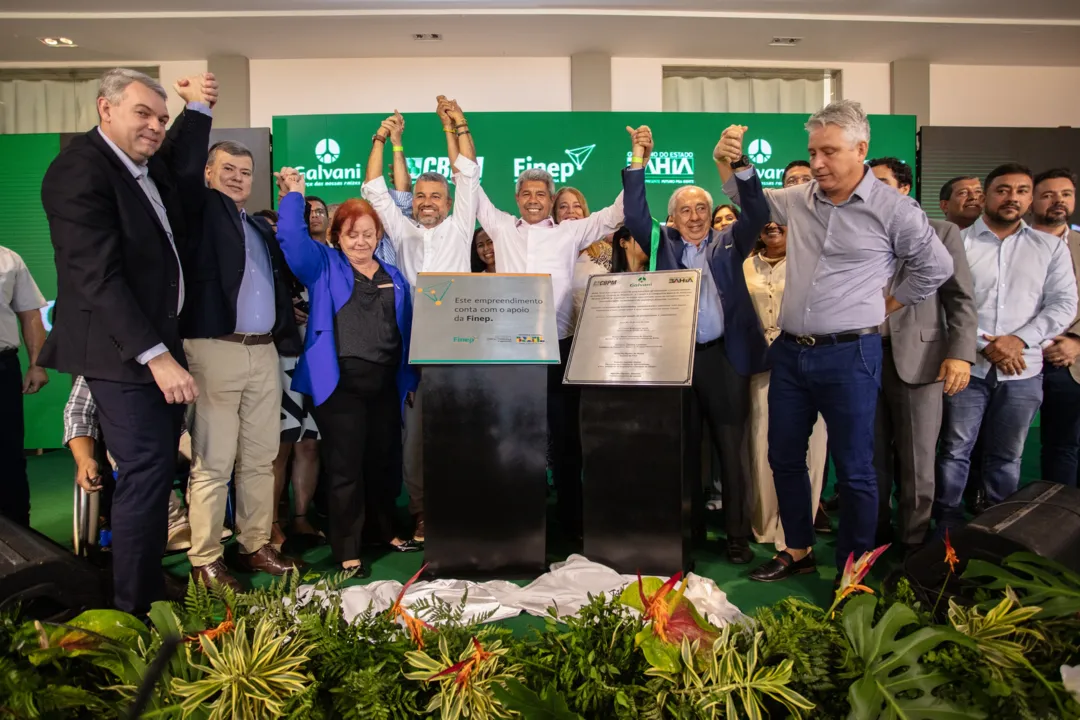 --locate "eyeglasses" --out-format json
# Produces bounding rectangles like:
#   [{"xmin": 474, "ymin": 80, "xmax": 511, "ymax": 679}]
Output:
[{"xmin": 310, "ymin": 209, "xmax": 328, "ymax": 217}]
